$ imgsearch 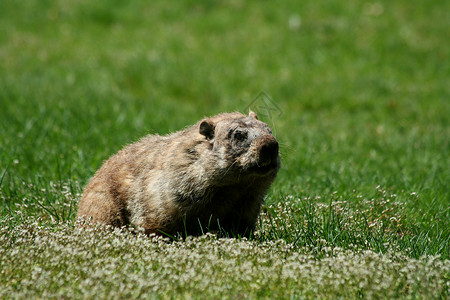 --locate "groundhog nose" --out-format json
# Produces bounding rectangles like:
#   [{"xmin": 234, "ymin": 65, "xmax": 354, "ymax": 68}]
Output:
[{"xmin": 259, "ymin": 138, "xmax": 279, "ymax": 165}]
